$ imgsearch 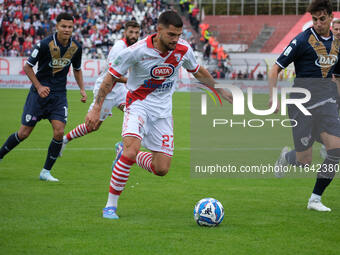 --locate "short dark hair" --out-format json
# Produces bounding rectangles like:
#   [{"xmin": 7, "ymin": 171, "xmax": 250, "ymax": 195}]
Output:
[
  {"xmin": 333, "ymin": 19, "xmax": 340, "ymax": 26},
  {"xmin": 56, "ymin": 13, "xmax": 74, "ymax": 23},
  {"xmin": 307, "ymin": 0, "xmax": 333, "ymax": 15},
  {"xmin": 158, "ymin": 10, "xmax": 183, "ymax": 28},
  {"xmin": 125, "ymin": 20, "xmax": 140, "ymax": 30}
]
